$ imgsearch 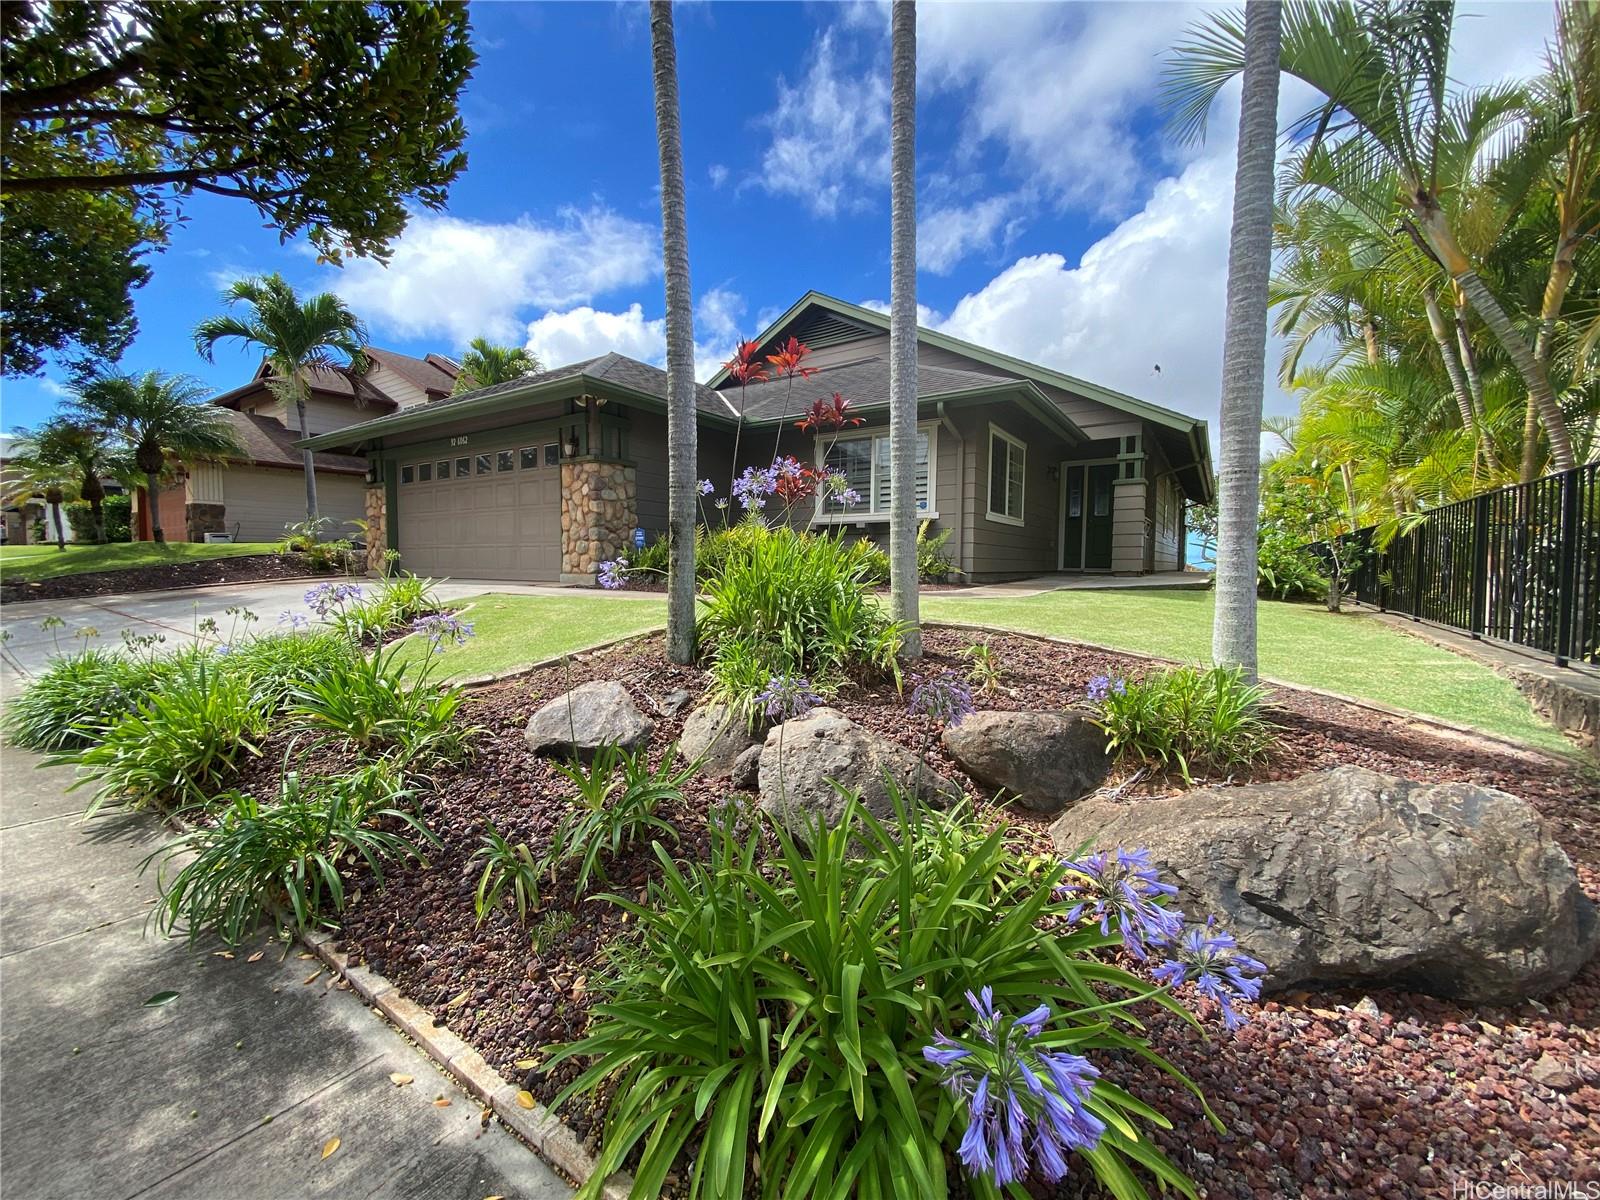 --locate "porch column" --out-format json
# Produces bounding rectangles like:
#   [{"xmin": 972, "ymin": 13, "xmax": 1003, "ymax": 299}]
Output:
[
  {"xmin": 560, "ymin": 457, "xmax": 637, "ymax": 585},
  {"xmin": 1111, "ymin": 477, "xmax": 1147, "ymax": 574},
  {"xmin": 184, "ymin": 463, "xmax": 226, "ymax": 542},
  {"xmin": 363, "ymin": 483, "xmax": 388, "ymax": 573}
]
